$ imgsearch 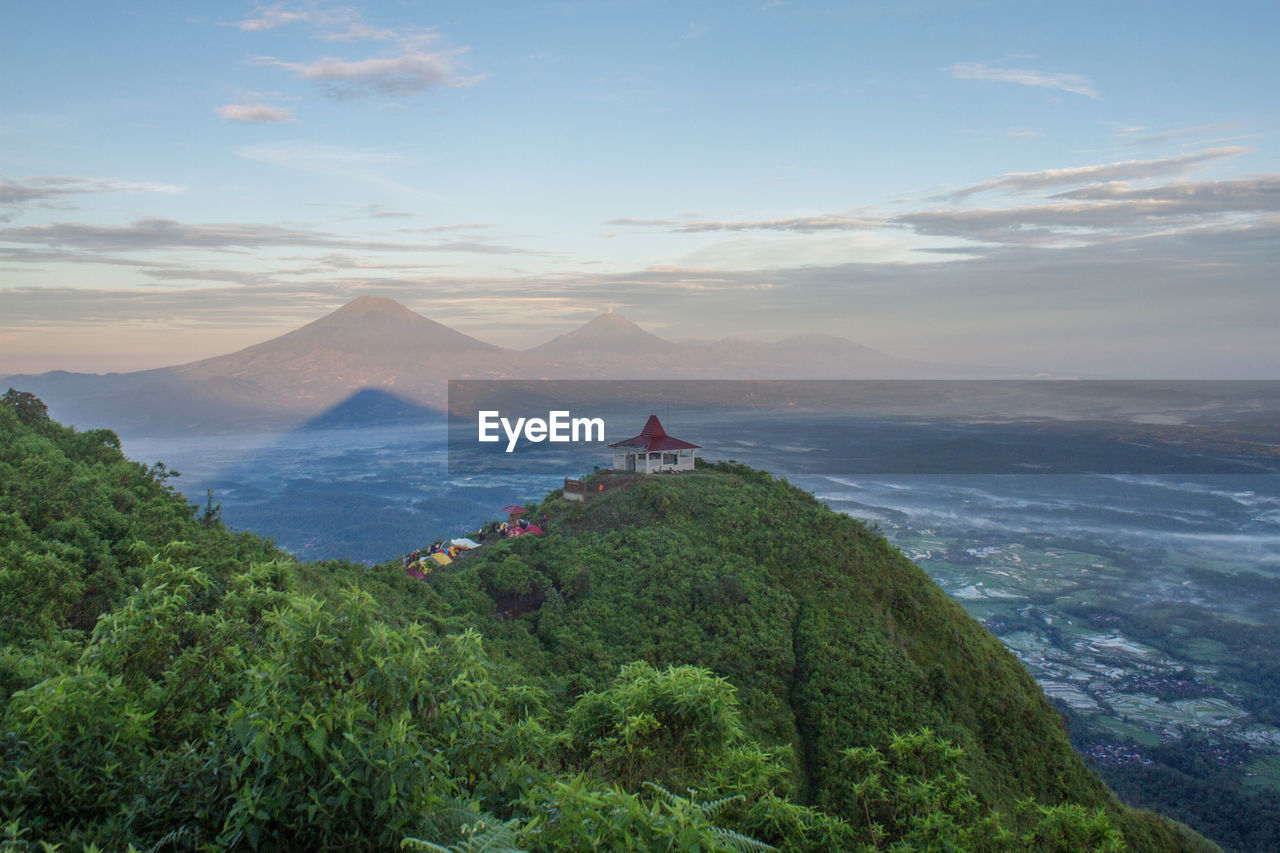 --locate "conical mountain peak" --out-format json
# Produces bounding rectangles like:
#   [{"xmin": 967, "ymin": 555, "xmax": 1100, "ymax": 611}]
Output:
[
  {"xmin": 529, "ymin": 312, "xmax": 677, "ymax": 359},
  {"xmin": 263, "ymin": 296, "xmax": 496, "ymax": 354},
  {"xmin": 585, "ymin": 311, "xmax": 641, "ymax": 328},
  {"xmin": 168, "ymin": 296, "xmax": 511, "ymax": 409},
  {"xmin": 328, "ymin": 295, "xmax": 421, "ymax": 319}
]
